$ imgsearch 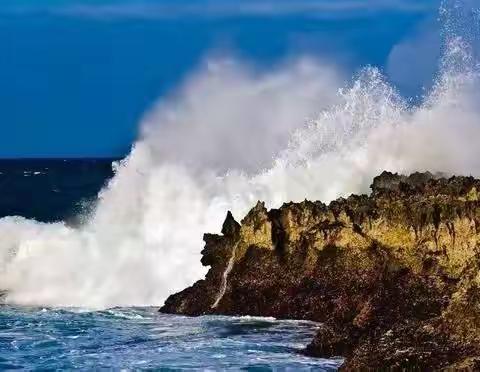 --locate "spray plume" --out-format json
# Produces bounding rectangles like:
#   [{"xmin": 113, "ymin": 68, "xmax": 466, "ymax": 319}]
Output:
[{"xmin": 0, "ymin": 1, "xmax": 479, "ymax": 308}]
